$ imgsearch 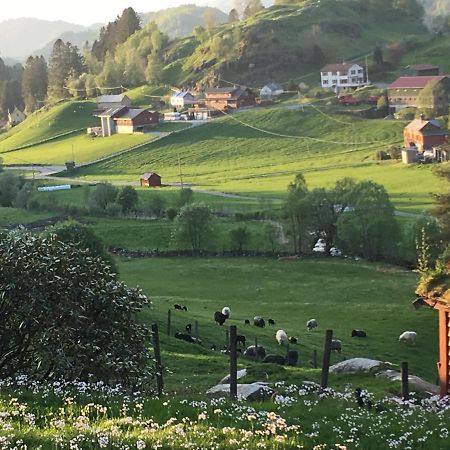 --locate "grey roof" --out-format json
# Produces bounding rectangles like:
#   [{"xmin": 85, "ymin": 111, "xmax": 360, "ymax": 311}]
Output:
[
  {"xmin": 172, "ymin": 91, "xmax": 194, "ymax": 98},
  {"xmin": 97, "ymin": 94, "xmax": 129, "ymax": 103},
  {"xmin": 114, "ymin": 108, "xmax": 146, "ymax": 120},
  {"xmin": 97, "ymin": 107, "xmax": 128, "ymax": 118},
  {"xmin": 263, "ymin": 83, "xmax": 283, "ymax": 91}
]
